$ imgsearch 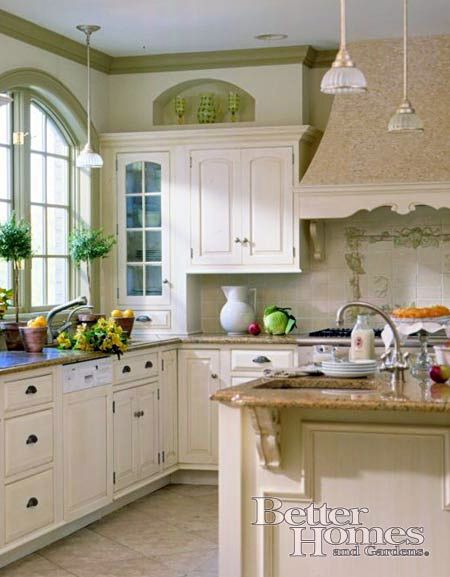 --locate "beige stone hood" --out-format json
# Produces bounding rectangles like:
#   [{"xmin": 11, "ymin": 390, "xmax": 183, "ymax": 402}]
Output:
[{"xmin": 299, "ymin": 35, "xmax": 450, "ymax": 218}]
